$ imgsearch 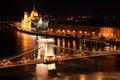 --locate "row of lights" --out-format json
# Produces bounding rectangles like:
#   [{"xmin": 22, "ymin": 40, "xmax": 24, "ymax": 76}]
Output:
[
  {"xmin": 48, "ymin": 28, "xmax": 115, "ymax": 38},
  {"xmin": 48, "ymin": 28, "xmax": 92, "ymax": 34}
]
